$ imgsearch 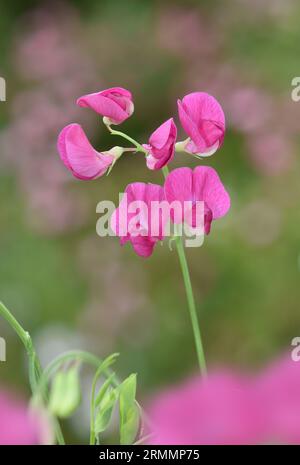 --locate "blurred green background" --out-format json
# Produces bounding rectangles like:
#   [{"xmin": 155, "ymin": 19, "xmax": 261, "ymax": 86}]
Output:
[{"xmin": 0, "ymin": 0, "xmax": 299, "ymax": 442}]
